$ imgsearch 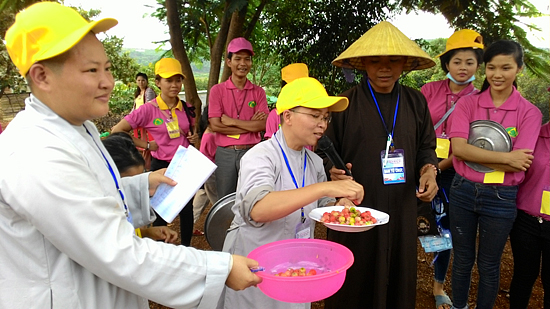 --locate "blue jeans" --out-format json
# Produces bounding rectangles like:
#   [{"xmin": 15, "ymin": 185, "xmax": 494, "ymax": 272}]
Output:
[
  {"xmin": 449, "ymin": 175, "xmax": 517, "ymax": 309},
  {"xmin": 509, "ymin": 210, "xmax": 550, "ymax": 309}
]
